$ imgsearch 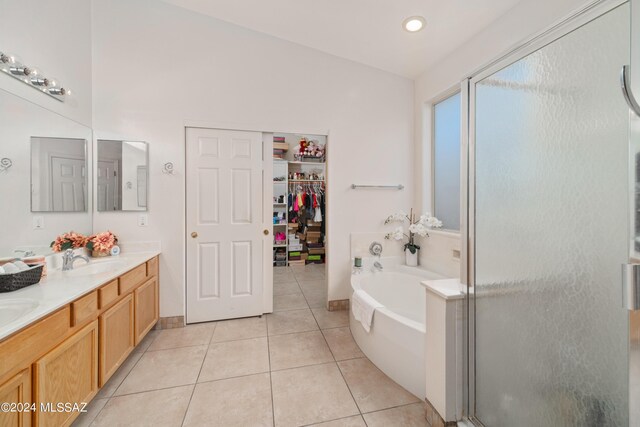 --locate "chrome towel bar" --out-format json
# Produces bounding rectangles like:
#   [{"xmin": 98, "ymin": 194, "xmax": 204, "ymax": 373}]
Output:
[{"xmin": 350, "ymin": 184, "xmax": 404, "ymax": 190}]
